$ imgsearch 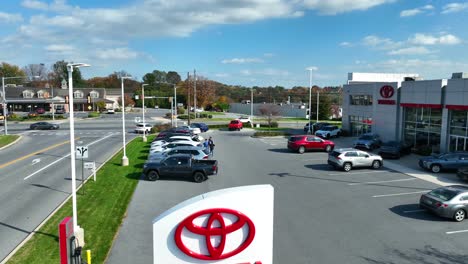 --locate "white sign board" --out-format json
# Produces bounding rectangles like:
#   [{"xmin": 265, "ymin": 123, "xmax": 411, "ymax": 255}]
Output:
[
  {"xmin": 153, "ymin": 185, "xmax": 274, "ymax": 264},
  {"xmin": 84, "ymin": 162, "xmax": 95, "ymax": 169},
  {"xmin": 135, "ymin": 117, "xmax": 141, "ymax": 123},
  {"xmin": 76, "ymin": 146, "xmax": 88, "ymax": 159}
]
